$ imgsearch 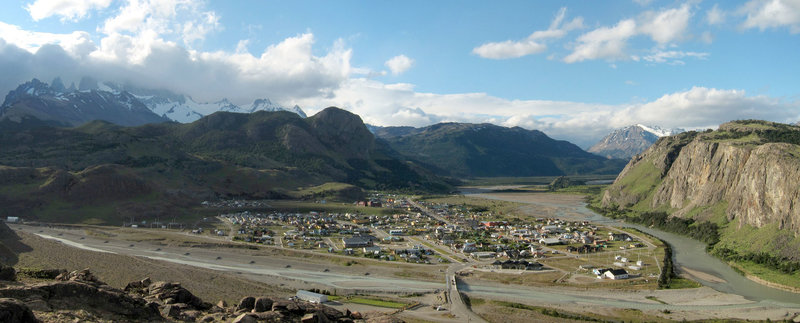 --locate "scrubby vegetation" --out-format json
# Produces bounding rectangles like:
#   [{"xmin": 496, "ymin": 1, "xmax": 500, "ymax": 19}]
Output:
[
  {"xmin": 588, "ymin": 207, "xmax": 720, "ymax": 245},
  {"xmin": 589, "ymin": 204, "xmax": 800, "ymax": 284}
]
